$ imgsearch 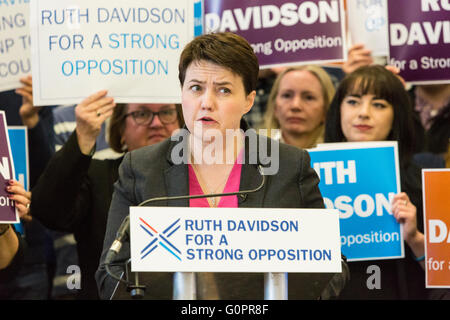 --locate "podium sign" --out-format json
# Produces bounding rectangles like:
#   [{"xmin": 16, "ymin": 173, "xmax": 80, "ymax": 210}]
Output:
[{"xmin": 130, "ymin": 207, "xmax": 341, "ymax": 273}]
